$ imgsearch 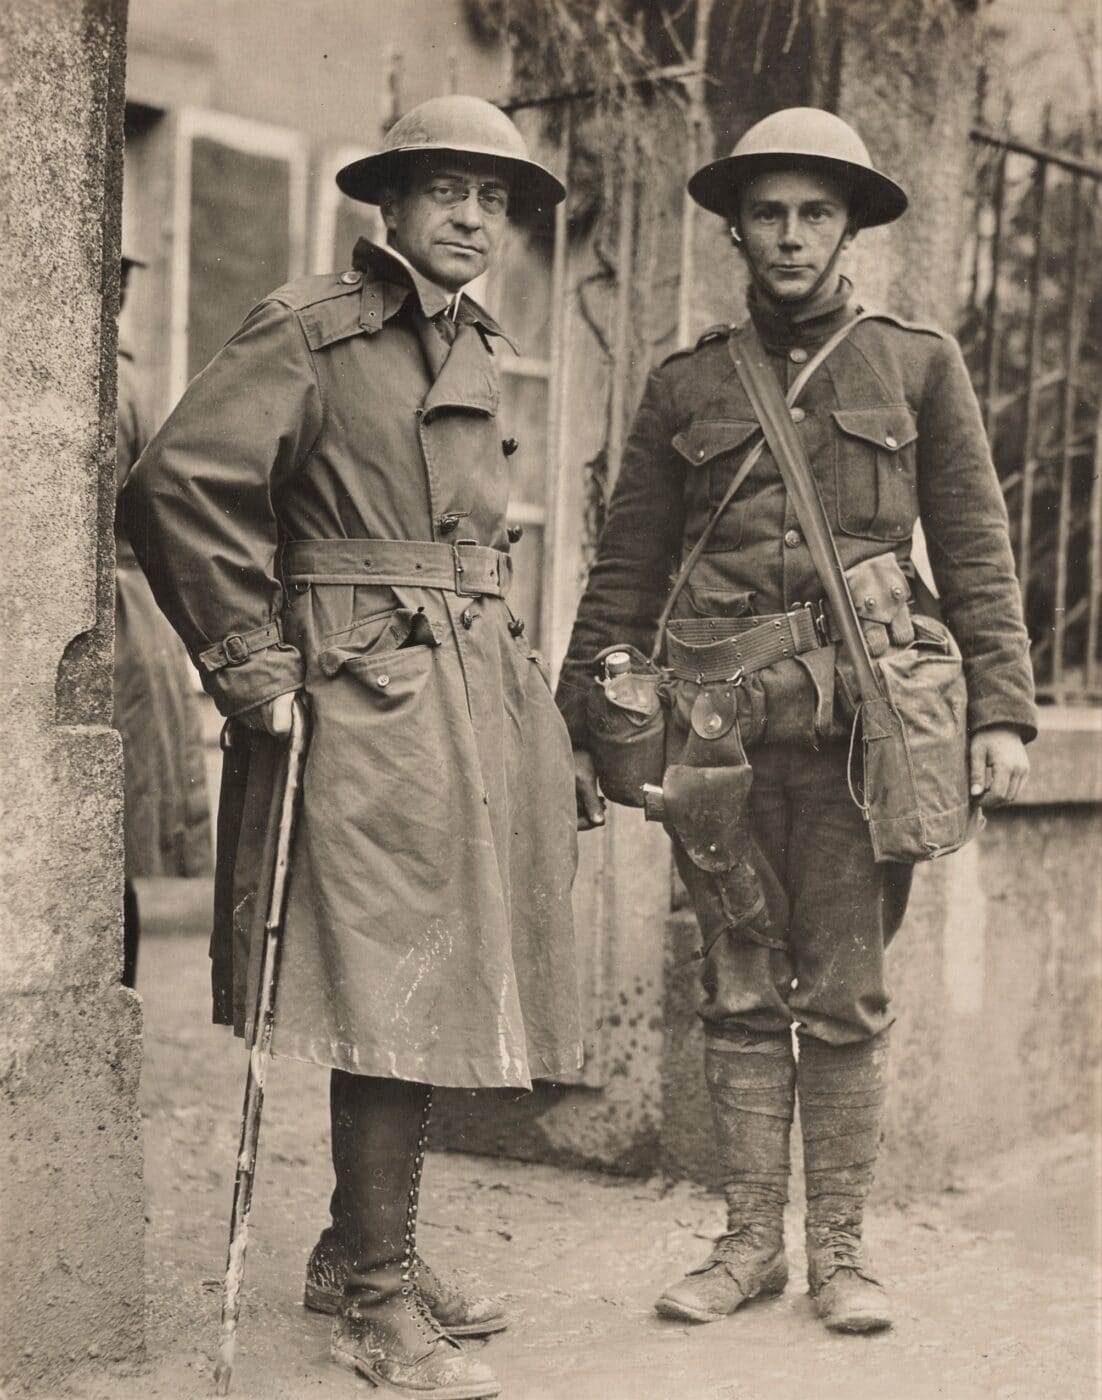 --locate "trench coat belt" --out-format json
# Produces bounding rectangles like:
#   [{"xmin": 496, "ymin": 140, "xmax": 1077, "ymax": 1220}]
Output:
[
  {"xmin": 282, "ymin": 538, "xmax": 512, "ymax": 598},
  {"xmin": 665, "ymin": 606, "xmax": 824, "ymax": 682}
]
